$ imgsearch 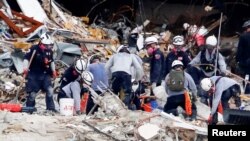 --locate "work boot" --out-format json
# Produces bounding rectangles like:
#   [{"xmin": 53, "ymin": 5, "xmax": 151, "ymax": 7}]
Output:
[
  {"xmin": 190, "ymin": 110, "xmax": 197, "ymax": 121},
  {"xmin": 123, "ymin": 93, "xmax": 132, "ymax": 109},
  {"xmin": 26, "ymin": 92, "xmax": 37, "ymax": 107},
  {"xmin": 21, "ymin": 107, "xmax": 37, "ymax": 114}
]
